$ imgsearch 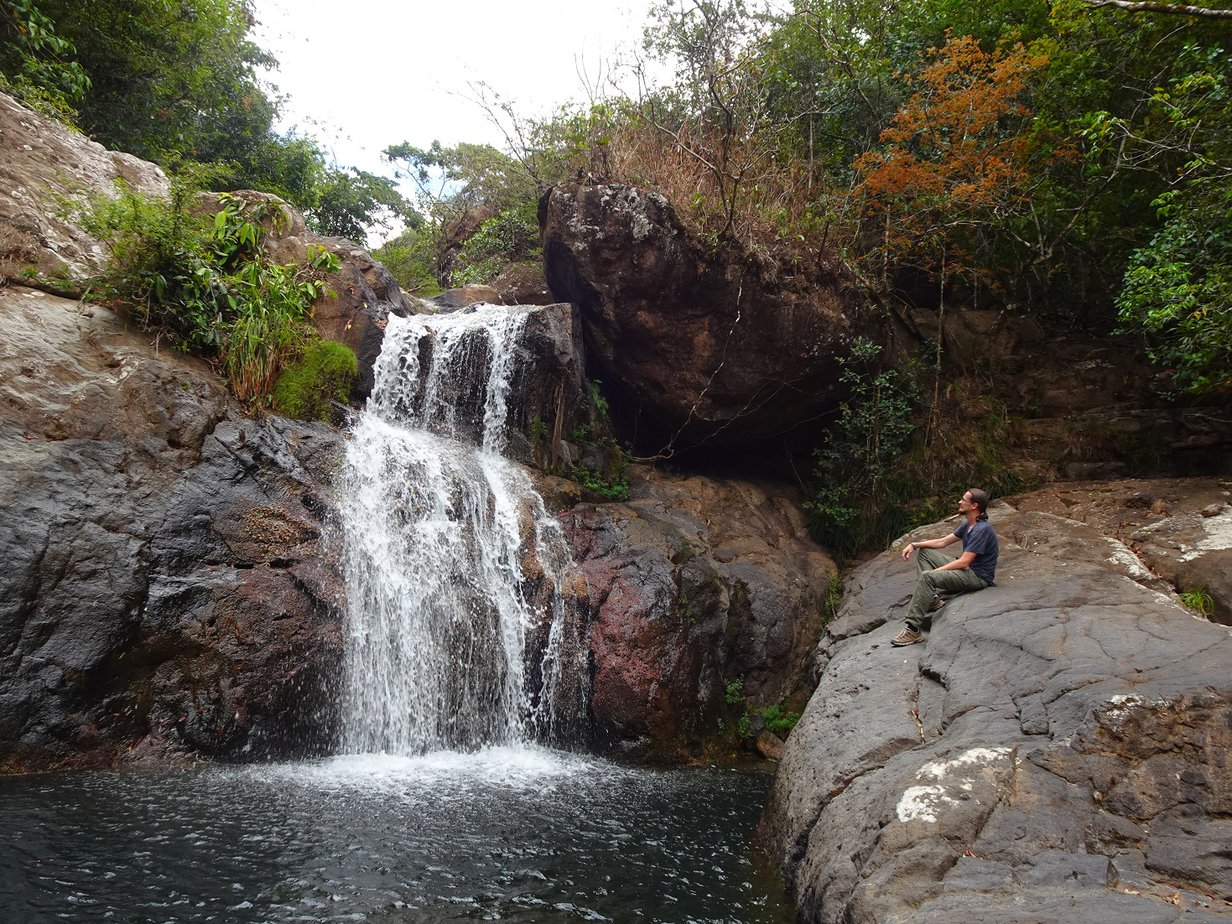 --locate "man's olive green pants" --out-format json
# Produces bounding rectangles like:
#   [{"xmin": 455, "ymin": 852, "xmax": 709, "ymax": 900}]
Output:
[{"xmin": 905, "ymin": 548, "xmax": 989, "ymax": 631}]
